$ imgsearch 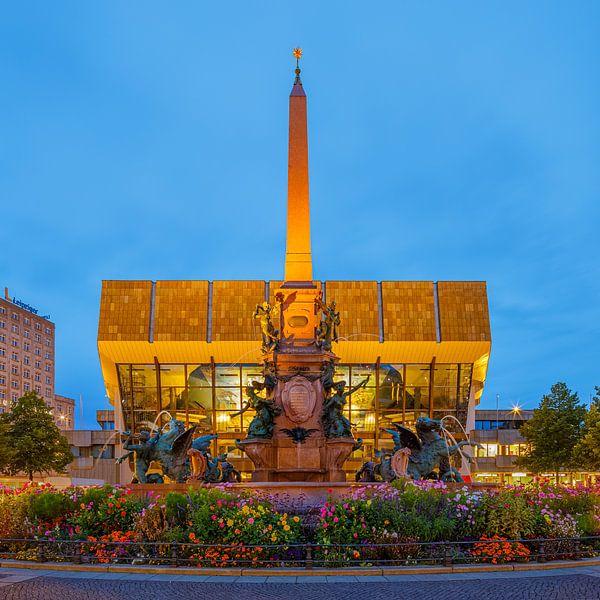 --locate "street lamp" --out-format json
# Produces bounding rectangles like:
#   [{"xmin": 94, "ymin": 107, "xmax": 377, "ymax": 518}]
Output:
[{"xmin": 496, "ymin": 394, "xmax": 500, "ymax": 430}]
